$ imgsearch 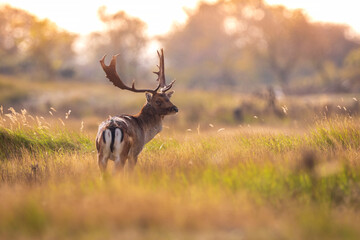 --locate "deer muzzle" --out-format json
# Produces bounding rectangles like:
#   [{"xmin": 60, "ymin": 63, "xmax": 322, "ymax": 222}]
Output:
[{"xmin": 170, "ymin": 106, "xmax": 178, "ymax": 113}]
